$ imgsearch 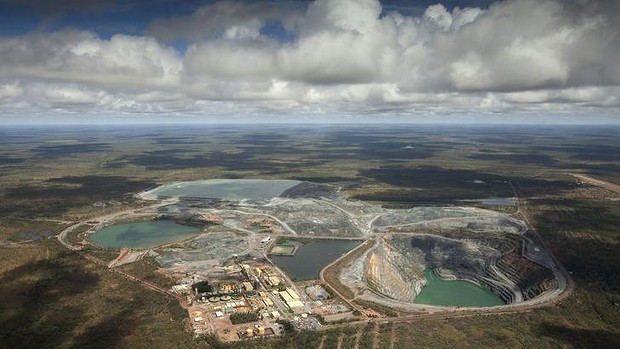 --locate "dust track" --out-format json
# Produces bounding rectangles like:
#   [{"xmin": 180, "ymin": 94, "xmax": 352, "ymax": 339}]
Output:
[{"xmin": 571, "ymin": 173, "xmax": 620, "ymax": 196}]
